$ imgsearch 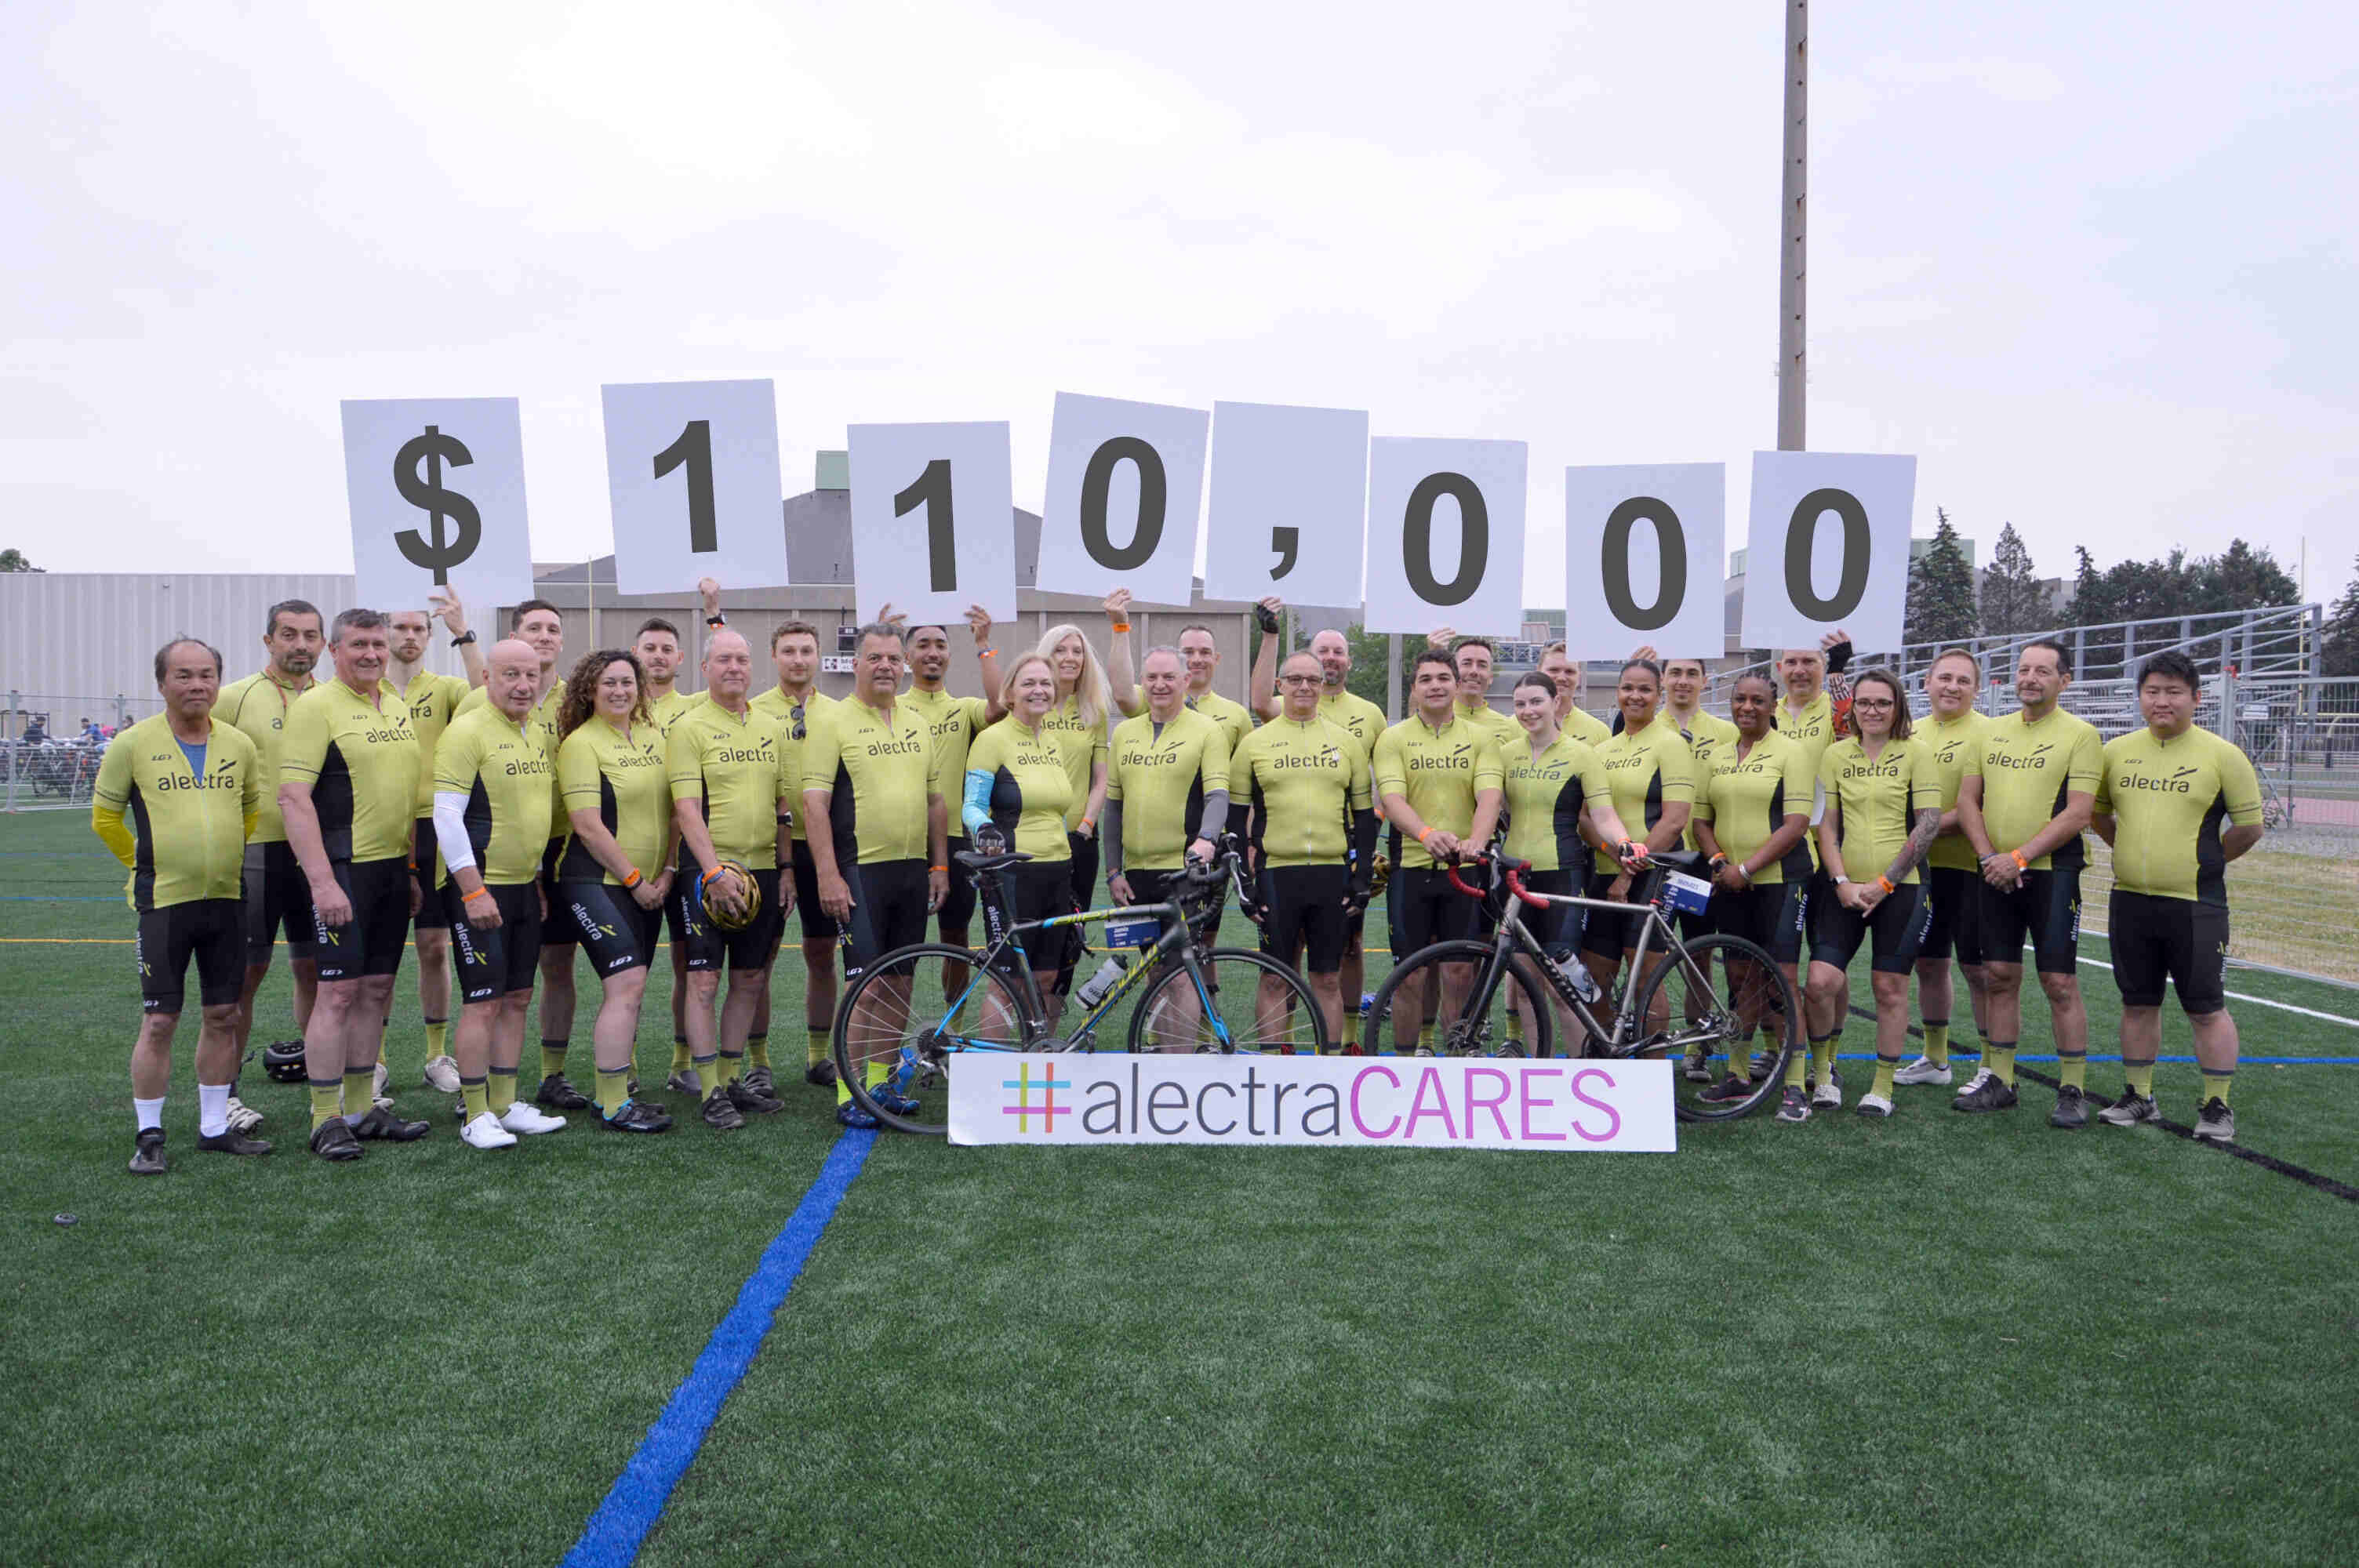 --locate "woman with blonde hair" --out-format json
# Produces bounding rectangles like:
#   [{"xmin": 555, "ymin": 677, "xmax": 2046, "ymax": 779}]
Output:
[
  {"xmin": 962, "ymin": 653, "xmax": 1076, "ymax": 1032},
  {"xmin": 997, "ymin": 622, "xmax": 1112, "ymax": 1006}
]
